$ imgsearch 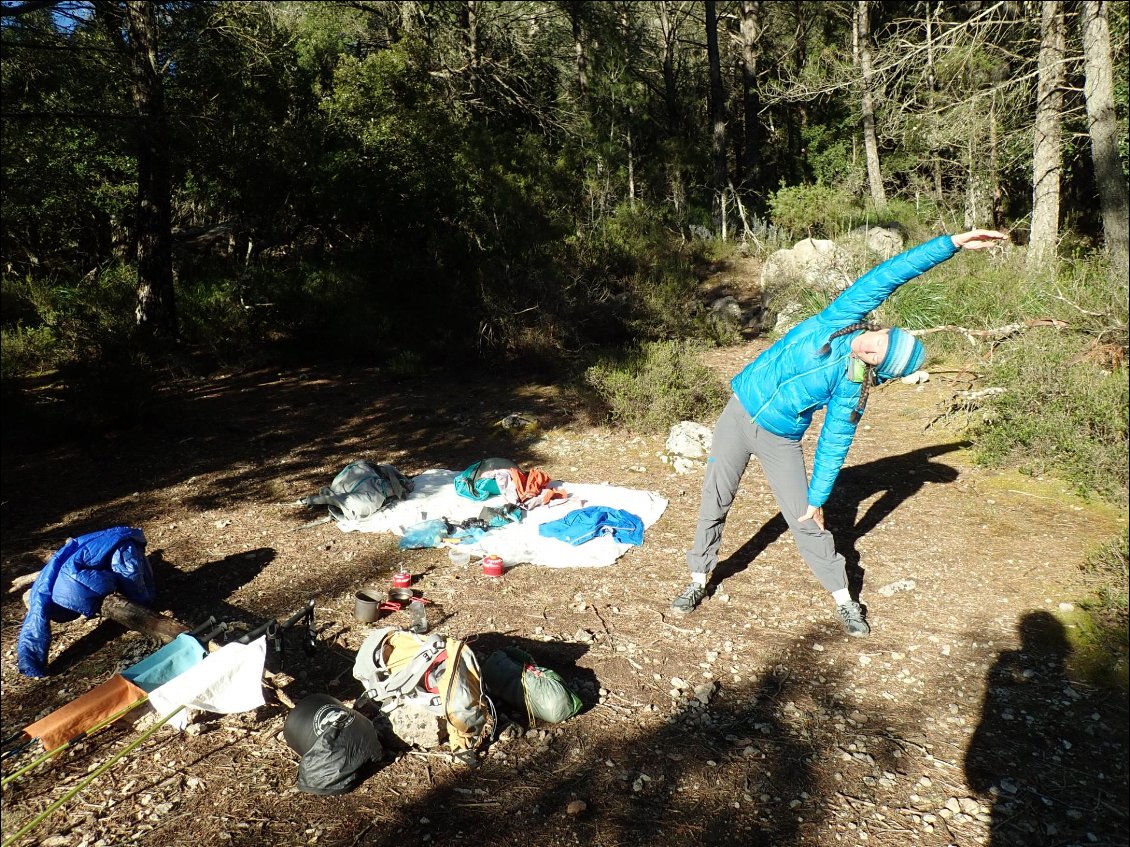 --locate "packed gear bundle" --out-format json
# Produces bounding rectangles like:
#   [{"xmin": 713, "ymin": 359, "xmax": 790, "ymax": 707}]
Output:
[
  {"xmin": 481, "ymin": 646, "xmax": 583, "ymax": 726},
  {"xmin": 352, "ymin": 628, "xmax": 492, "ymax": 763},
  {"xmin": 299, "ymin": 461, "xmax": 412, "ymax": 523},
  {"xmin": 283, "ymin": 694, "xmax": 383, "ymax": 795}
]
